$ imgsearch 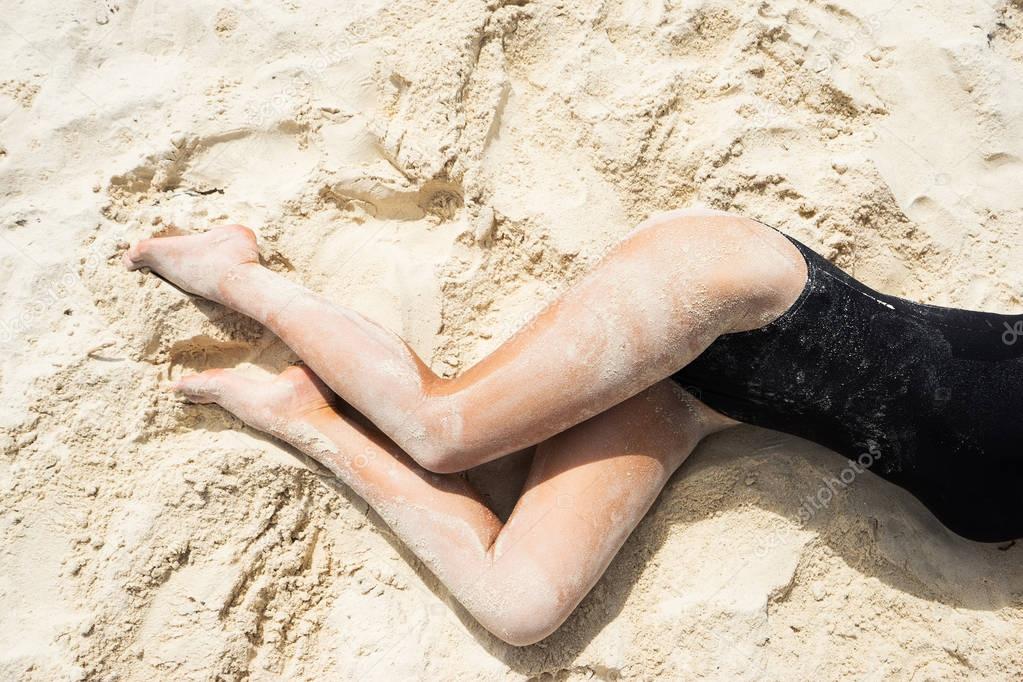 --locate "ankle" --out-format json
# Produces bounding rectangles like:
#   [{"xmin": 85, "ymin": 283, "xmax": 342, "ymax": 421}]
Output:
[{"xmin": 216, "ymin": 261, "xmax": 263, "ymax": 306}]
